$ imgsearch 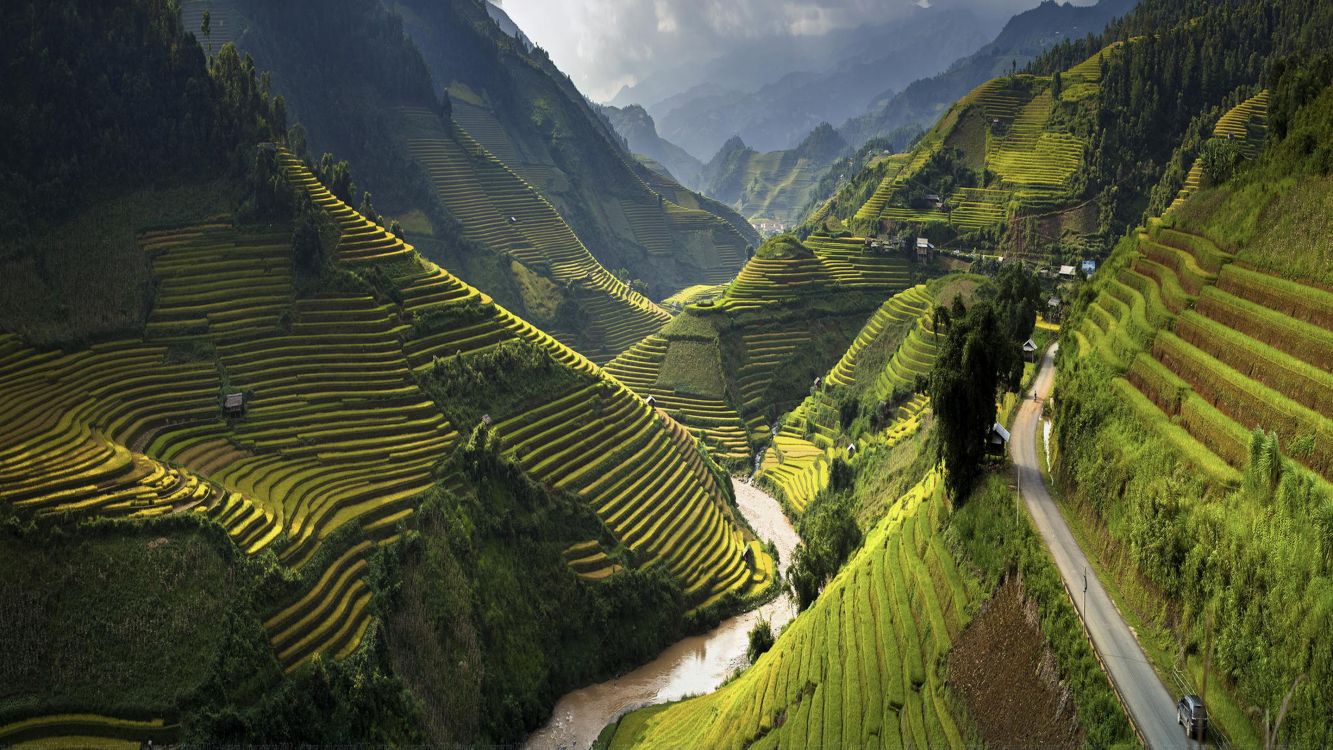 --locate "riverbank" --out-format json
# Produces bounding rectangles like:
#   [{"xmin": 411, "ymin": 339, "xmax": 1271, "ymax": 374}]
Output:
[{"xmin": 524, "ymin": 479, "xmax": 800, "ymax": 750}]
